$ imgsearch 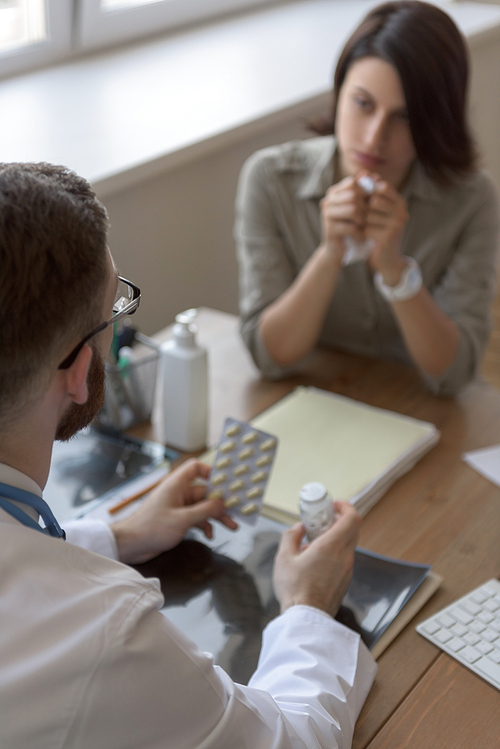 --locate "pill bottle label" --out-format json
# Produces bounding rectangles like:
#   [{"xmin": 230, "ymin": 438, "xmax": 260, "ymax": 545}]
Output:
[{"xmin": 299, "ymin": 482, "xmax": 335, "ymax": 541}]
